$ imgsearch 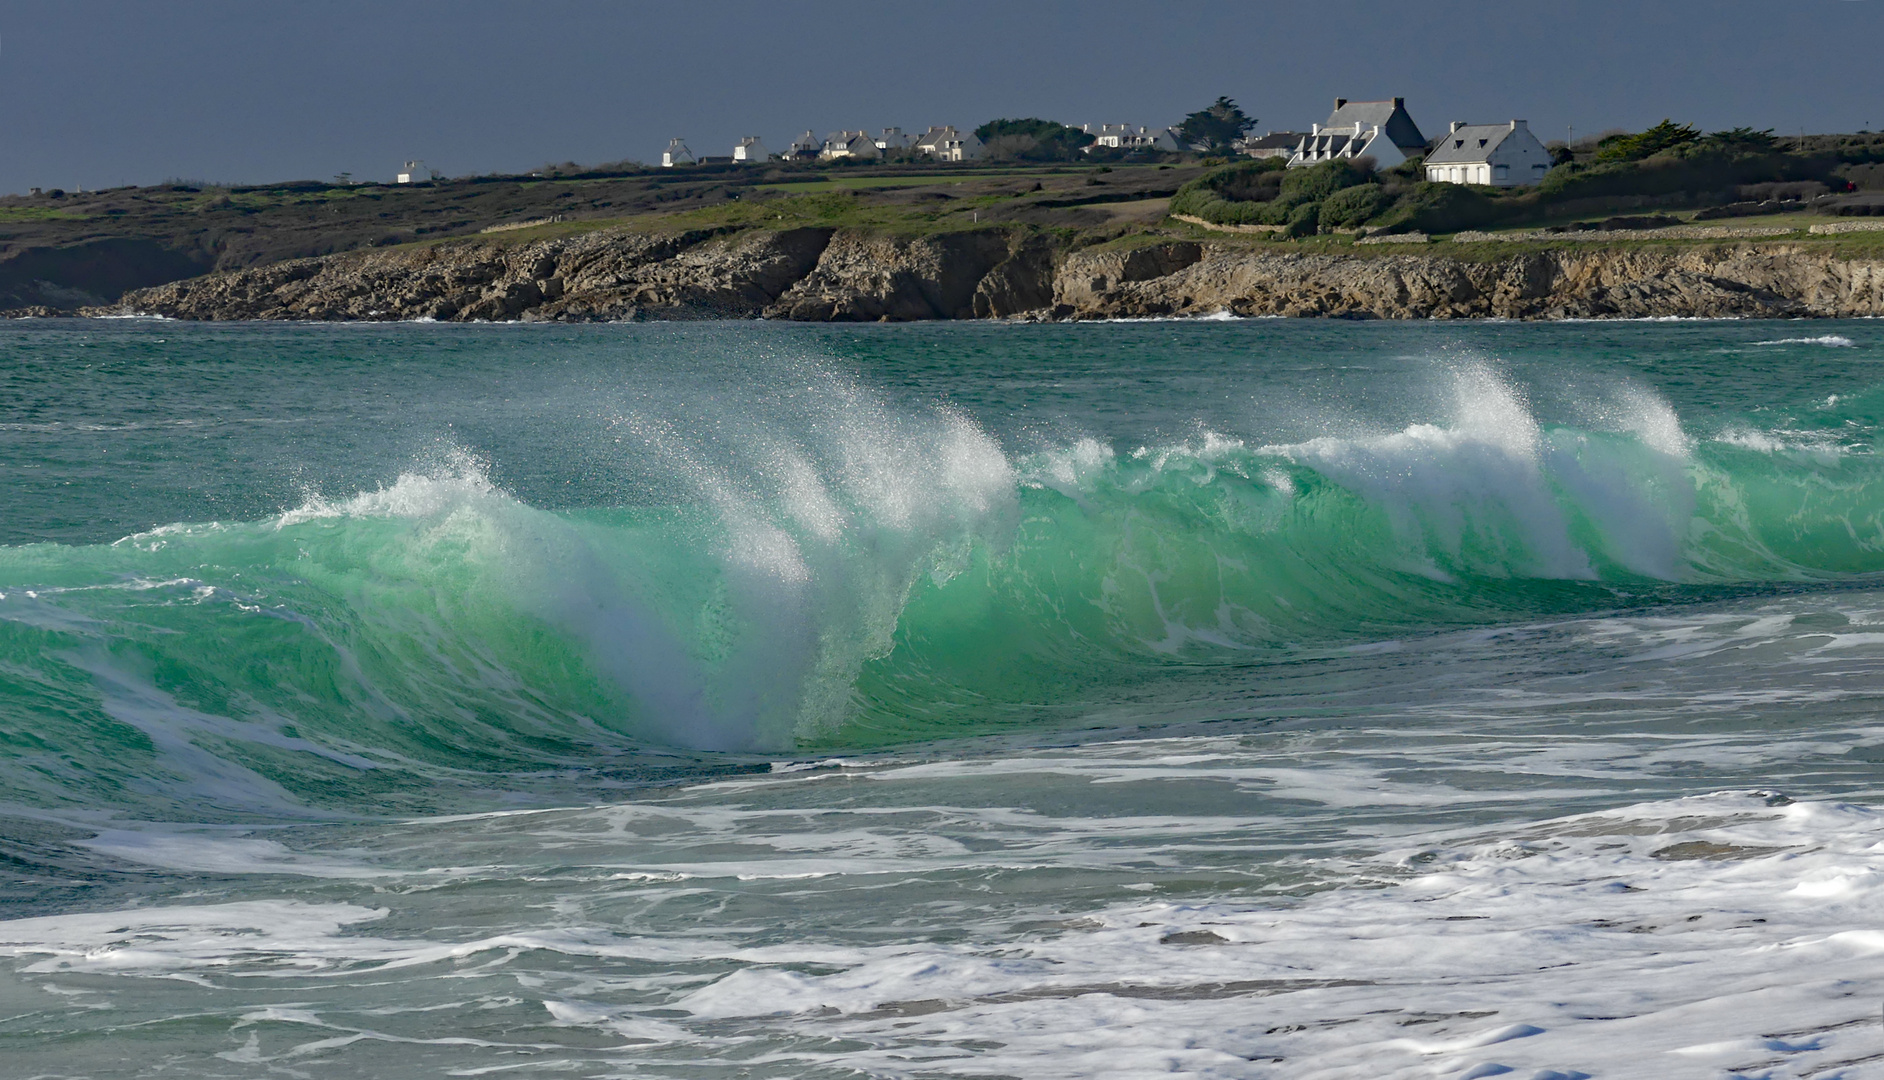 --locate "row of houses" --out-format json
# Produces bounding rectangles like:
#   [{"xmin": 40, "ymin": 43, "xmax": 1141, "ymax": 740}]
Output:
[
  {"xmin": 1239, "ymin": 97, "xmax": 1553, "ymax": 187},
  {"xmin": 657, "ymin": 98, "xmax": 1555, "ymax": 188},
  {"xmin": 662, "ymin": 125, "xmax": 984, "ymax": 167},
  {"xmin": 662, "ymin": 121, "xmax": 1191, "ymax": 168}
]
